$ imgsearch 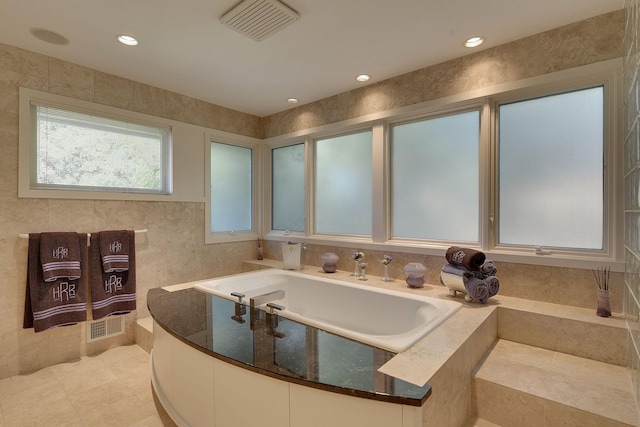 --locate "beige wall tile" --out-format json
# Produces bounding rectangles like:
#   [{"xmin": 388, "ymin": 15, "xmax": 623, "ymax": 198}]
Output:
[
  {"xmin": 472, "ymin": 379, "xmax": 545, "ymax": 427},
  {"xmin": 48, "ymin": 58, "xmax": 94, "ymax": 102},
  {"xmin": 0, "ymin": 43, "xmax": 48, "ymax": 90},
  {"xmin": 263, "ymin": 10, "xmax": 623, "ymax": 138},
  {"xmin": 498, "ymin": 308, "xmax": 627, "ymax": 366},
  {"xmin": 94, "ymin": 71, "xmax": 134, "ymax": 110}
]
